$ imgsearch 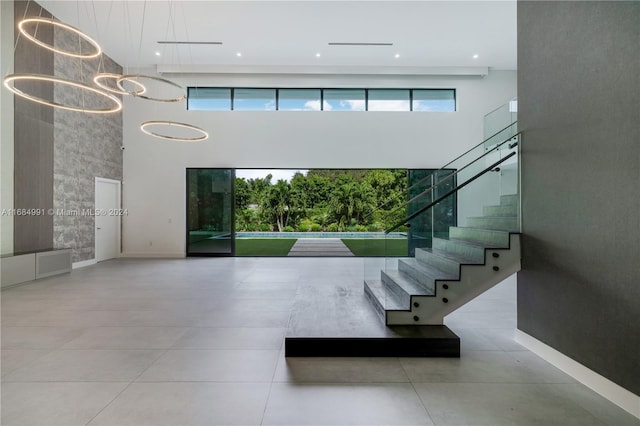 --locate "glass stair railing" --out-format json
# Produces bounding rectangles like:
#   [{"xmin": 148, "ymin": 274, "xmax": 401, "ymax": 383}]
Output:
[
  {"xmin": 364, "ymin": 120, "xmax": 519, "ymax": 225},
  {"xmin": 364, "ymin": 127, "xmax": 522, "ymax": 326}
]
